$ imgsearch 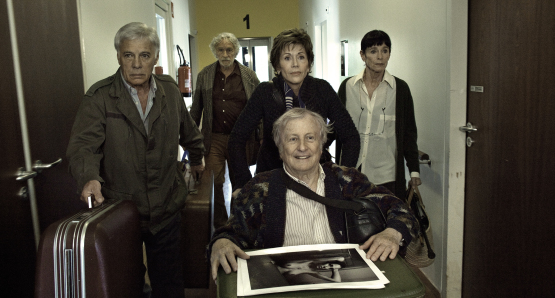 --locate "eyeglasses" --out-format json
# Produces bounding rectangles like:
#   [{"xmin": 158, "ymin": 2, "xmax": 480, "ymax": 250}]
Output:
[
  {"xmin": 358, "ymin": 107, "xmax": 386, "ymax": 136},
  {"xmin": 358, "ymin": 81, "xmax": 388, "ymax": 136}
]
